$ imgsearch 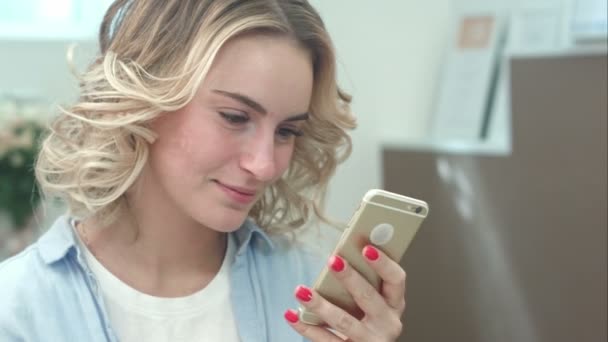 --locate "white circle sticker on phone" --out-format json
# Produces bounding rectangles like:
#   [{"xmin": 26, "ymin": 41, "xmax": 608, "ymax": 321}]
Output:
[{"xmin": 370, "ymin": 223, "xmax": 394, "ymax": 246}]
